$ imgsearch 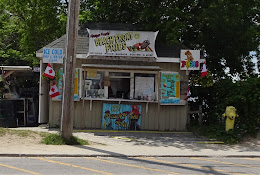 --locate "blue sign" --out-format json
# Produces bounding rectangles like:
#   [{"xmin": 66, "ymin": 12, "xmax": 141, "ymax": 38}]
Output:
[
  {"xmin": 43, "ymin": 48, "xmax": 63, "ymax": 63},
  {"xmin": 102, "ymin": 103, "xmax": 142, "ymax": 130},
  {"xmin": 160, "ymin": 73, "xmax": 180, "ymax": 104}
]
